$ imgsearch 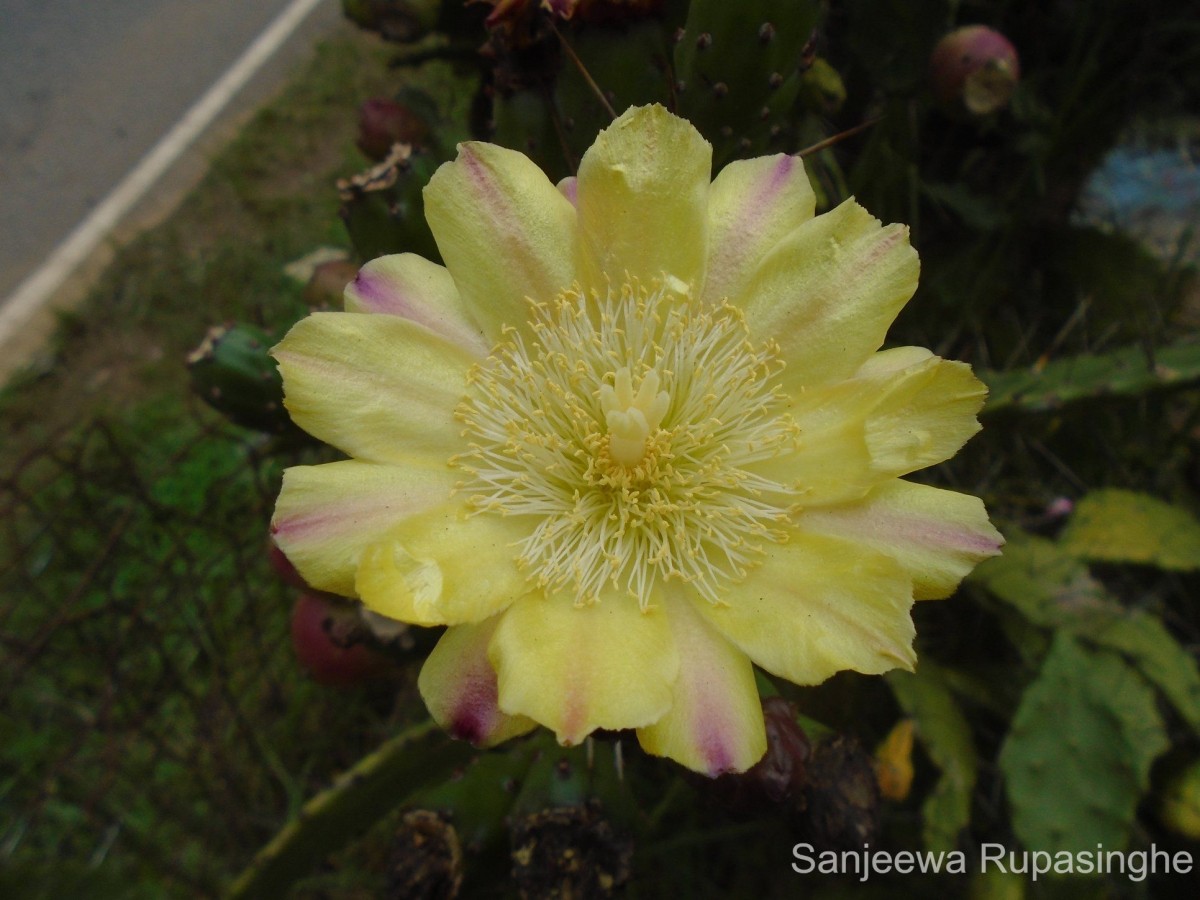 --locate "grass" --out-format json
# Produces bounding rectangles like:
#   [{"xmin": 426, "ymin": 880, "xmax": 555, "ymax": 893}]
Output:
[{"xmin": 0, "ymin": 26, "xmax": 457, "ymax": 897}]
